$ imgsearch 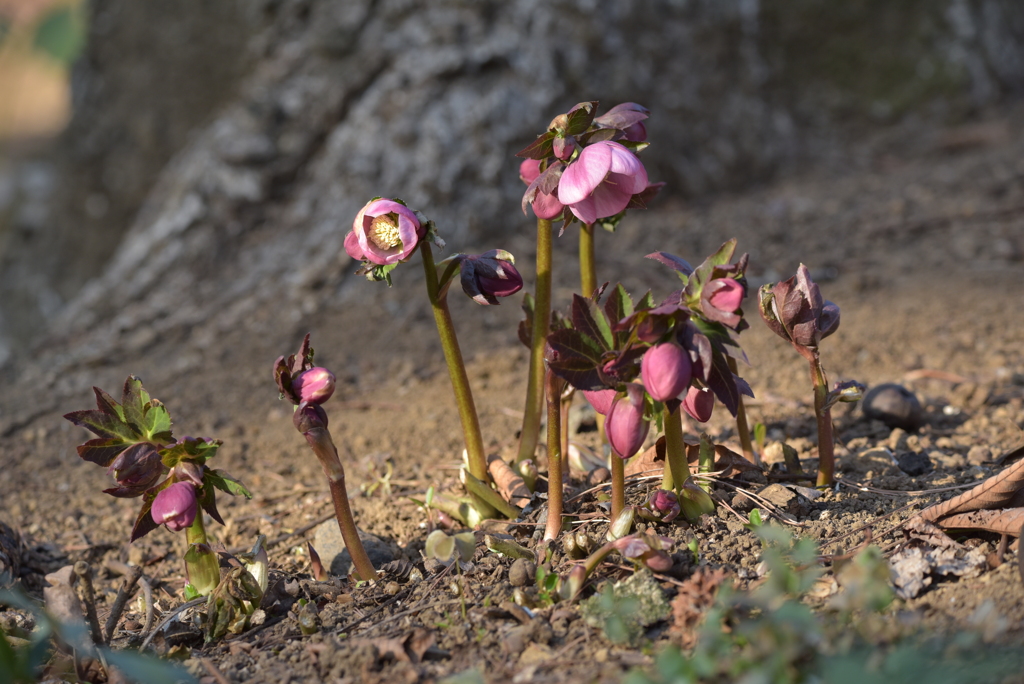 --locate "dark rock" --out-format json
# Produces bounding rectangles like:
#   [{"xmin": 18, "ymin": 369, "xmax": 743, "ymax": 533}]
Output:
[
  {"xmin": 862, "ymin": 384, "xmax": 925, "ymax": 431},
  {"xmin": 895, "ymin": 450, "xmax": 932, "ymax": 476}
]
